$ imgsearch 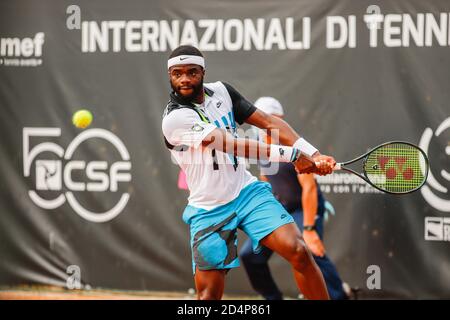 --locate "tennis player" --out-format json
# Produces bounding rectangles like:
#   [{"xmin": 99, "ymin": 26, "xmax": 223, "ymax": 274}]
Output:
[
  {"xmin": 161, "ymin": 45, "xmax": 336, "ymax": 300},
  {"xmin": 239, "ymin": 97, "xmax": 349, "ymax": 300}
]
